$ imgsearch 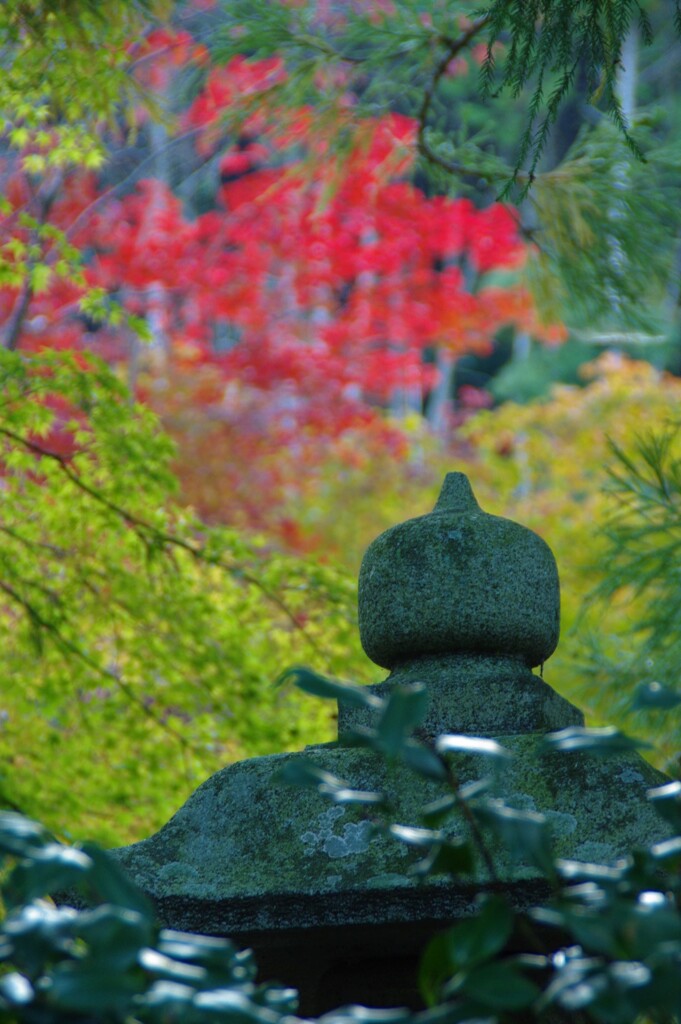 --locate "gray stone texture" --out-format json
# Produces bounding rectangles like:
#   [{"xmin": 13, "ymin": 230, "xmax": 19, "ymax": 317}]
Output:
[
  {"xmin": 358, "ymin": 473, "xmax": 560, "ymax": 670},
  {"xmin": 338, "ymin": 654, "xmax": 584, "ymax": 740},
  {"xmin": 111, "ymin": 736, "xmax": 670, "ymax": 937}
]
